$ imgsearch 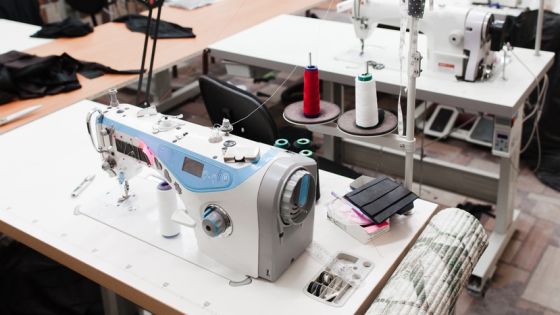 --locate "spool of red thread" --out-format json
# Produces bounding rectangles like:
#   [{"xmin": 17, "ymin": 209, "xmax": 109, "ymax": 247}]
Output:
[{"xmin": 303, "ymin": 65, "xmax": 321, "ymax": 118}]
